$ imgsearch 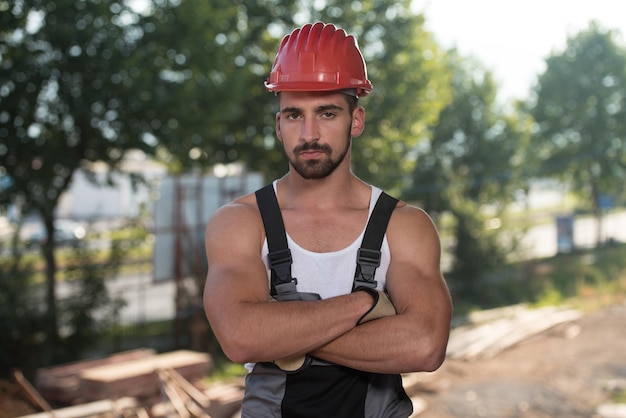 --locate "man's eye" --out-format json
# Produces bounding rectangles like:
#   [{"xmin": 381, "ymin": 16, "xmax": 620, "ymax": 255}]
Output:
[
  {"xmin": 287, "ymin": 113, "xmax": 301, "ymax": 120},
  {"xmin": 321, "ymin": 112, "xmax": 335, "ymax": 118}
]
